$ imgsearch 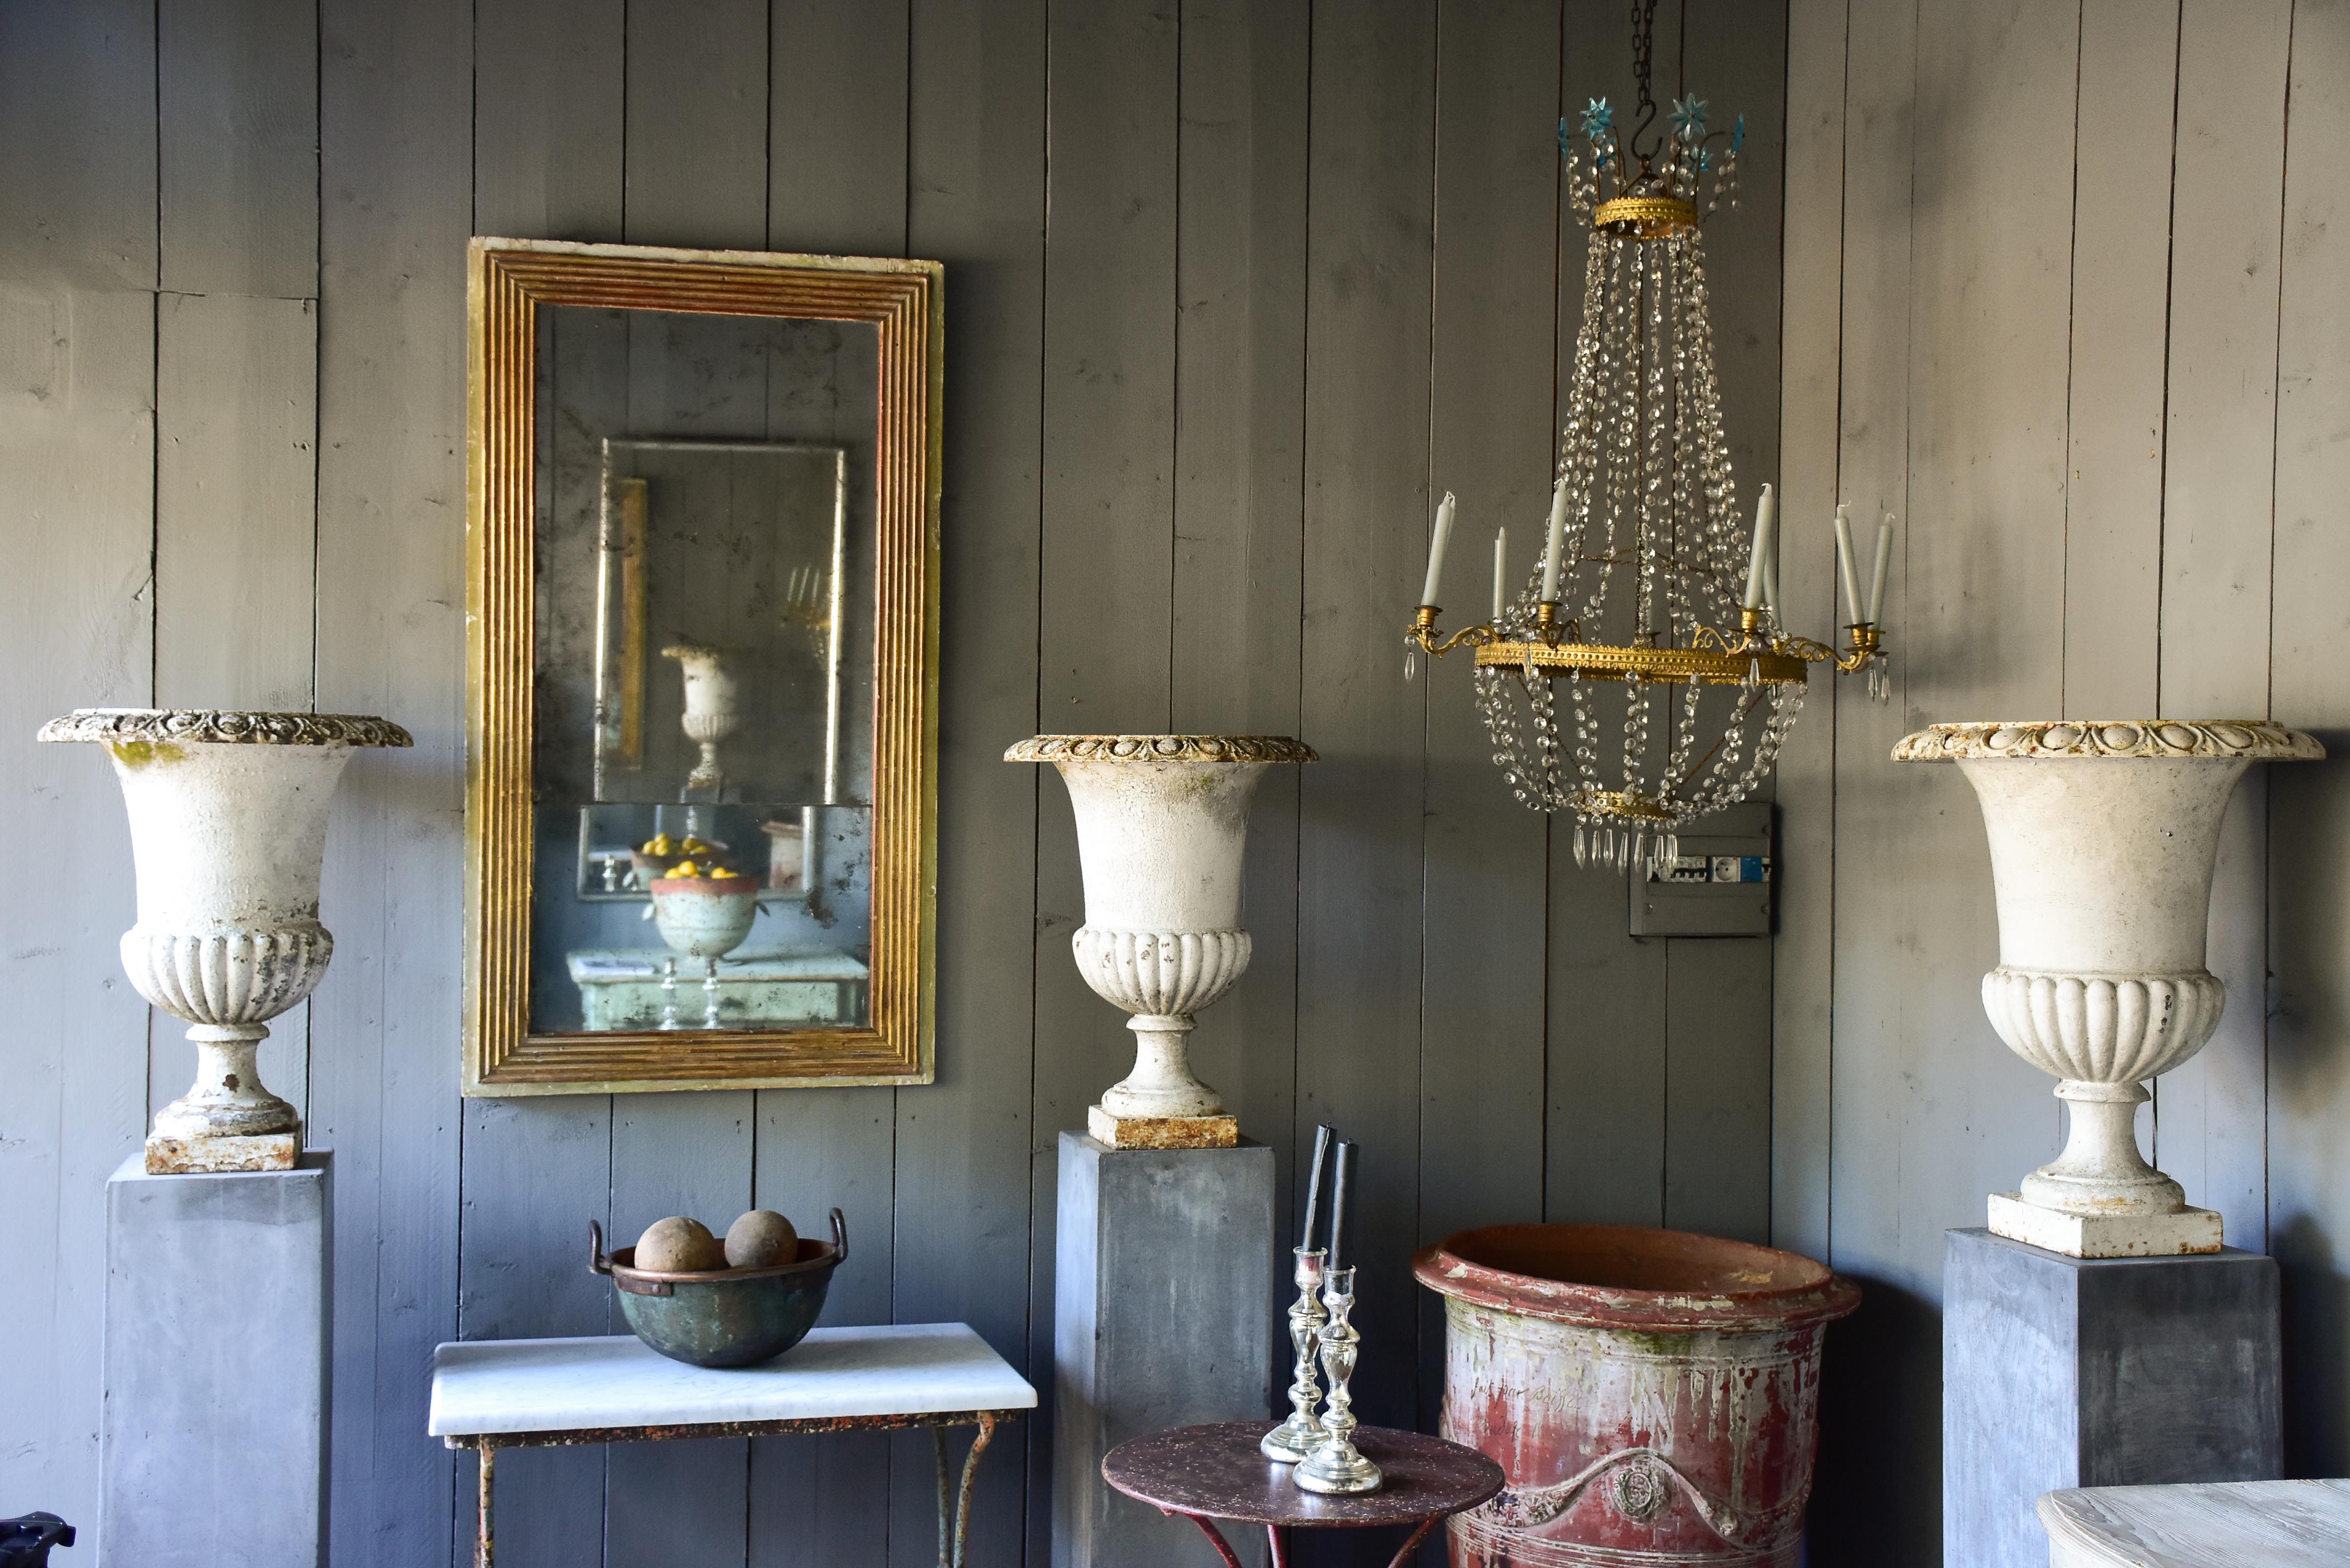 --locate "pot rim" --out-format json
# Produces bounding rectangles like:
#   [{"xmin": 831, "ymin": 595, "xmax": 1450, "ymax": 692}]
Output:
[
  {"xmin": 1413, "ymin": 1223, "xmax": 1860, "ymax": 1333},
  {"xmin": 591, "ymin": 1208, "xmax": 846, "ymax": 1286},
  {"xmin": 1892, "ymin": 719, "xmax": 2320, "ymax": 764},
  {"xmin": 1004, "ymin": 733, "xmax": 1318, "ymax": 765}
]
